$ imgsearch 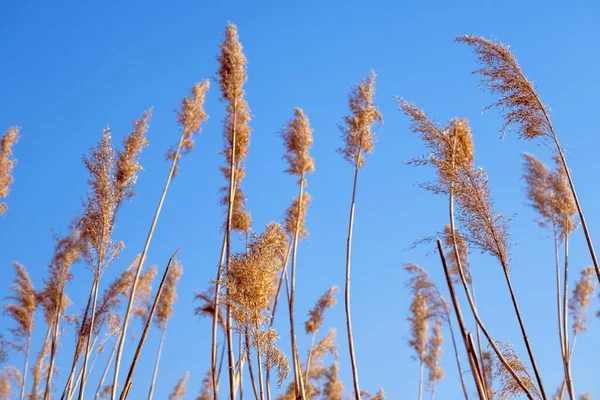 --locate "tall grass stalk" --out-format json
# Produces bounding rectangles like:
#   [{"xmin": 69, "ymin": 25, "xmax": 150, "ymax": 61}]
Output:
[
  {"xmin": 111, "ymin": 82, "xmax": 208, "ymax": 400},
  {"xmin": 119, "ymin": 248, "xmax": 180, "ymax": 400}
]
